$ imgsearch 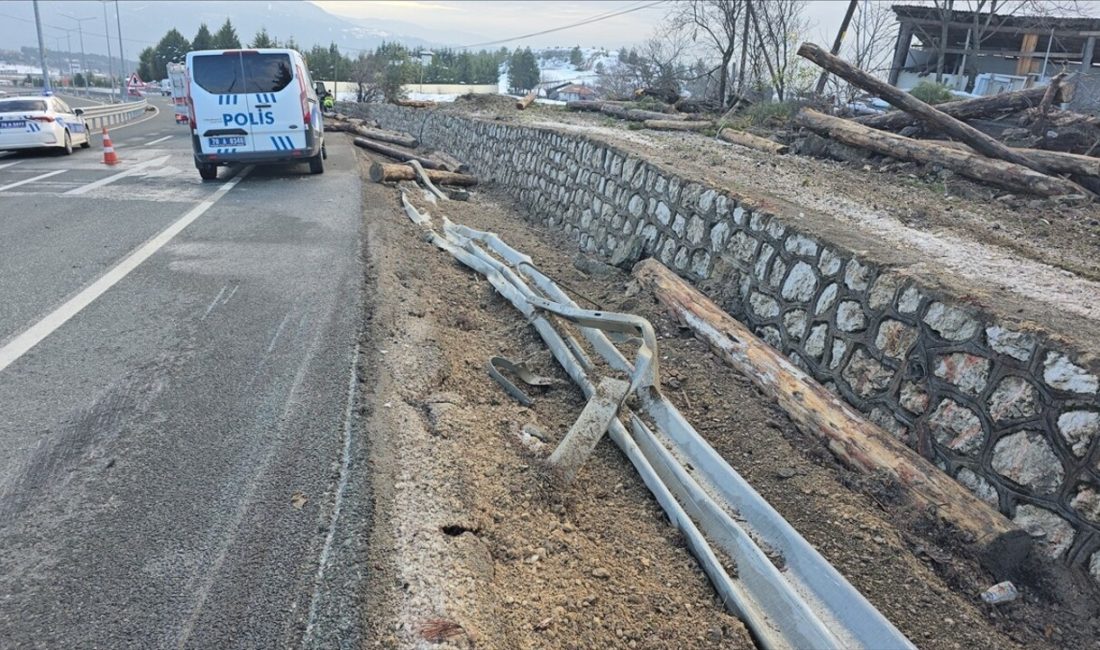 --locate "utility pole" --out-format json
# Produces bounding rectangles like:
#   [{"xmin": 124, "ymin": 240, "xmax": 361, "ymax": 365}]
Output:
[
  {"xmin": 62, "ymin": 14, "xmax": 95, "ymax": 97},
  {"xmin": 33, "ymin": 0, "xmax": 52, "ymax": 94},
  {"xmin": 114, "ymin": 0, "xmax": 127, "ymax": 101},
  {"xmin": 102, "ymin": 1, "xmax": 116, "ymax": 101},
  {"xmin": 814, "ymin": 0, "xmax": 859, "ymax": 95}
]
